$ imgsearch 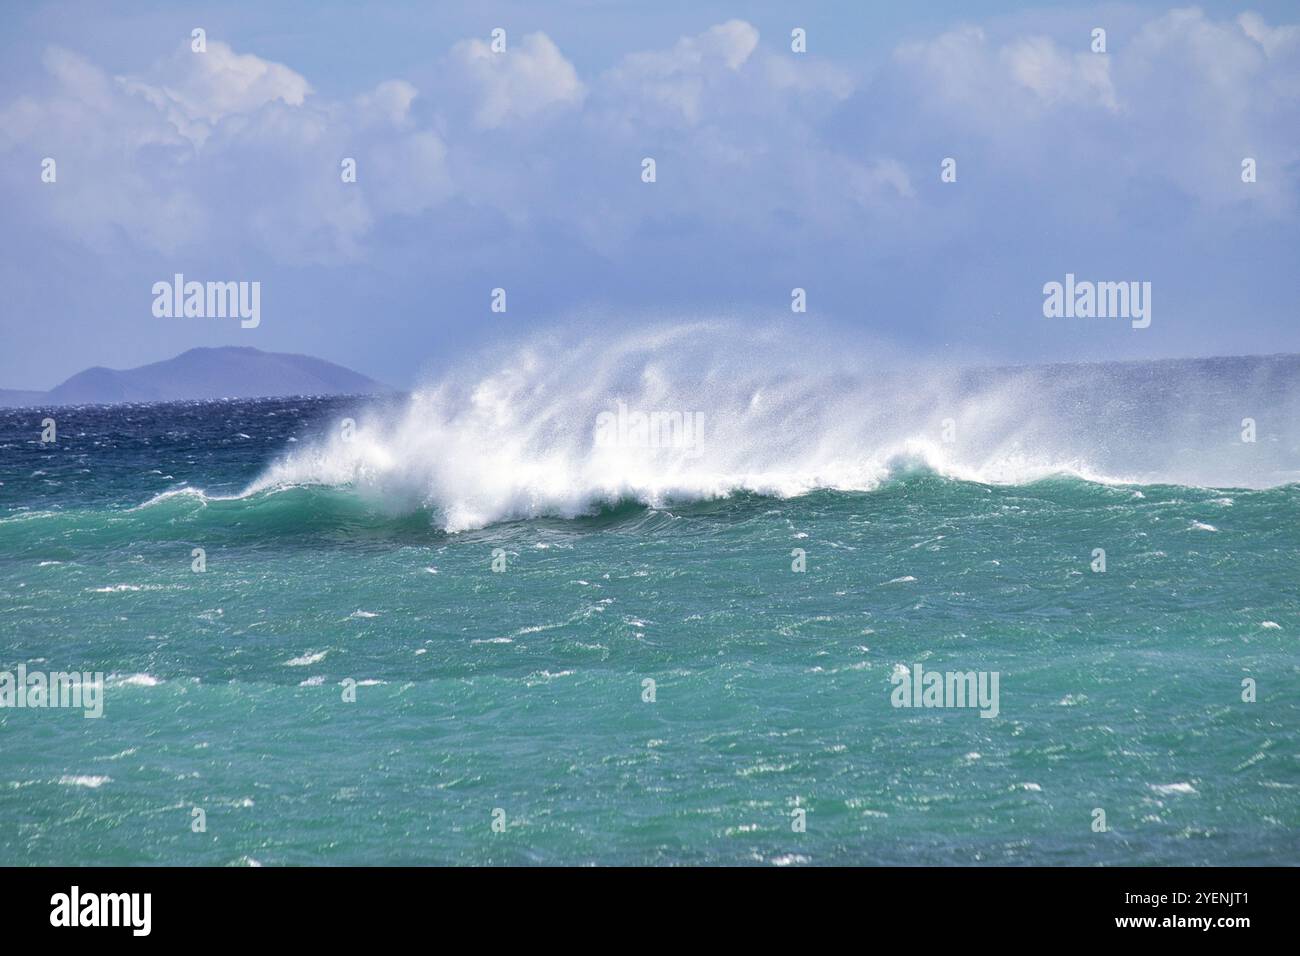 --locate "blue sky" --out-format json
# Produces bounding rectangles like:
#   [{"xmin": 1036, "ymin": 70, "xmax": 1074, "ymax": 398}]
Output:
[{"xmin": 1, "ymin": 0, "xmax": 1298, "ymax": 389}]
